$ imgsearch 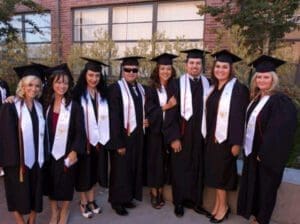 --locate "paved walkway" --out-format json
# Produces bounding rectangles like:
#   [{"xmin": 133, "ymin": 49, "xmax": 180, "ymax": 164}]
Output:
[{"xmin": 0, "ymin": 177, "xmax": 276, "ymax": 224}]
